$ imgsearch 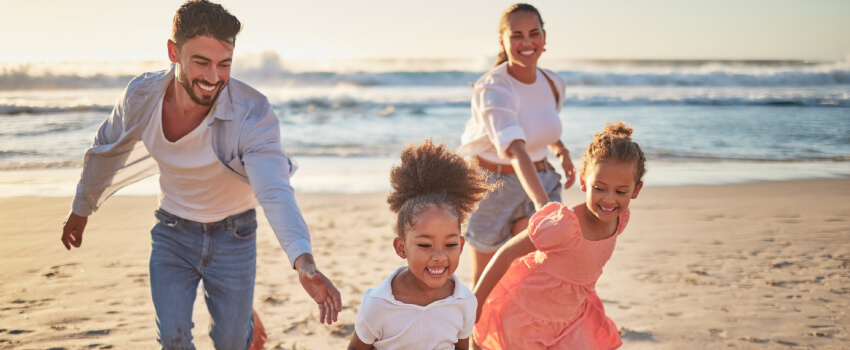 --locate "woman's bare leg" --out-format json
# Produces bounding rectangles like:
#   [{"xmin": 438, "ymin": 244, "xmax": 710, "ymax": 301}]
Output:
[{"xmin": 470, "ymin": 217, "xmax": 530, "ymax": 288}]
